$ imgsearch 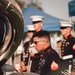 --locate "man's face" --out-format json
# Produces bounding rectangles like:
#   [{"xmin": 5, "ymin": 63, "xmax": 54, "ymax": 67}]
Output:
[
  {"xmin": 60, "ymin": 28, "xmax": 67, "ymax": 36},
  {"xmin": 33, "ymin": 37, "xmax": 44, "ymax": 52},
  {"xmin": 27, "ymin": 32, "xmax": 34, "ymax": 39},
  {"xmin": 60, "ymin": 27, "xmax": 71, "ymax": 36},
  {"xmin": 33, "ymin": 22, "xmax": 42, "ymax": 32}
]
